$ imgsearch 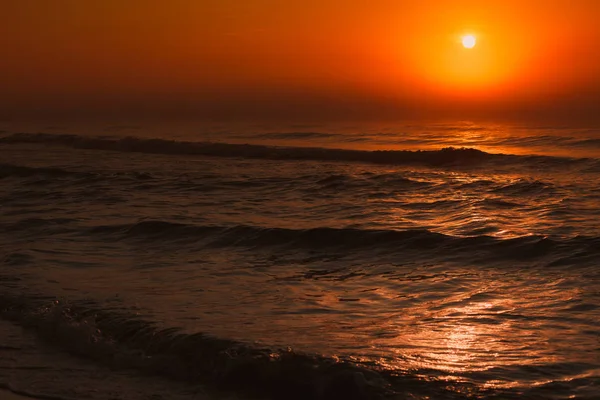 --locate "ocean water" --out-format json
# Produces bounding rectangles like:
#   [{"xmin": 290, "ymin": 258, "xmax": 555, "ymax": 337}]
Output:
[{"xmin": 1, "ymin": 123, "xmax": 600, "ymax": 399}]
